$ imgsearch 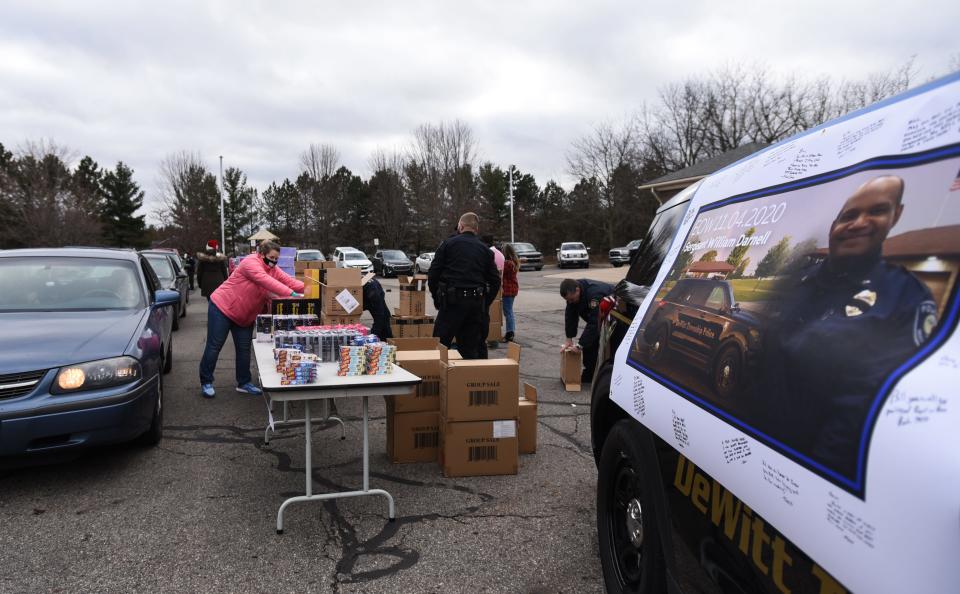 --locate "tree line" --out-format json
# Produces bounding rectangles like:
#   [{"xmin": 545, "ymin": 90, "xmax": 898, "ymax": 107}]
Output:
[{"xmin": 0, "ymin": 61, "xmax": 920, "ymax": 257}]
